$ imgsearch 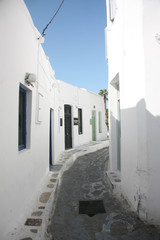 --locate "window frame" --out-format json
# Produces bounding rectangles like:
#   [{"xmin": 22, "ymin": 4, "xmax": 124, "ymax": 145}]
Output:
[{"xmin": 18, "ymin": 87, "xmax": 26, "ymax": 151}]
